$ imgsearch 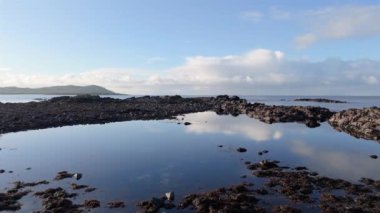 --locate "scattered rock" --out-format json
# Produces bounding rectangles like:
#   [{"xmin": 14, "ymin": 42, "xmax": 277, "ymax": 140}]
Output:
[
  {"xmin": 35, "ymin": 187, "xmax": 79, "ymax": 212},
  {"xmin": 14, "ymin": 180, "xmax": 49, "ymax": 189},
  {"xmin": 178, "ymin": 183, "xmax": 264, "ymax": 212},
  {"xmin": 258, "ymin": 150, "xmax": 269, "ymax": 155},
  {"xmin": 0, "ymin": 189, "xmax": 30, "ymax": 211},
  {"xmin": 70, "ymin": 183, "xmax": 88, "ymax": 190},
  {"xmin": 137, "ymin": 197, "xmax": 165, "ymax": 212},
  {"xmin": 295, "ymin": 166, "xmax": 308, "ymax": 171},
  {"xmin": 84, "ymin": 187, "xmax": 96, "ymax": 193},
  {"xmin": 54, "ymin": 171, "xmax": 82, "ymax": 180},
  {"xmin": 84, "ymin": 199, "xmax": 100, "ymax": 208},
  {"xmin": 54, "ymin": 171, "xmax": 74, "ymax": 180},
  {"xmin": 107, "ymin": 201, "xmax": 125, "ymax": 208}
]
